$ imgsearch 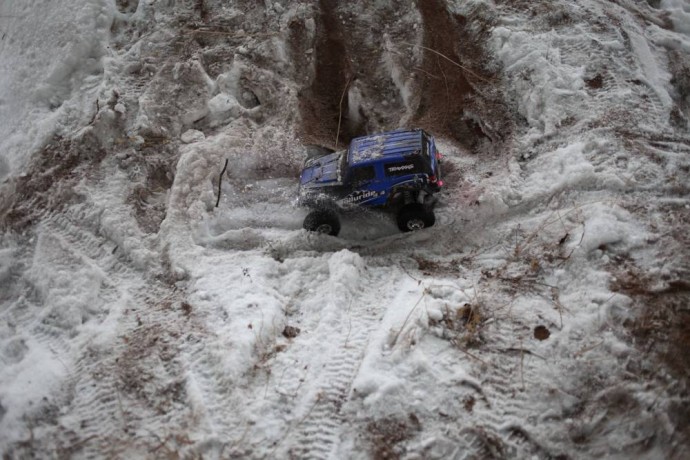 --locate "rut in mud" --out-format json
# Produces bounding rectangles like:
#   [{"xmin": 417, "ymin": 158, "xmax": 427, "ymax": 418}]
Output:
[{"xmin": 294, "ymin": 0, "xmax": 512, "ymax": 152}]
